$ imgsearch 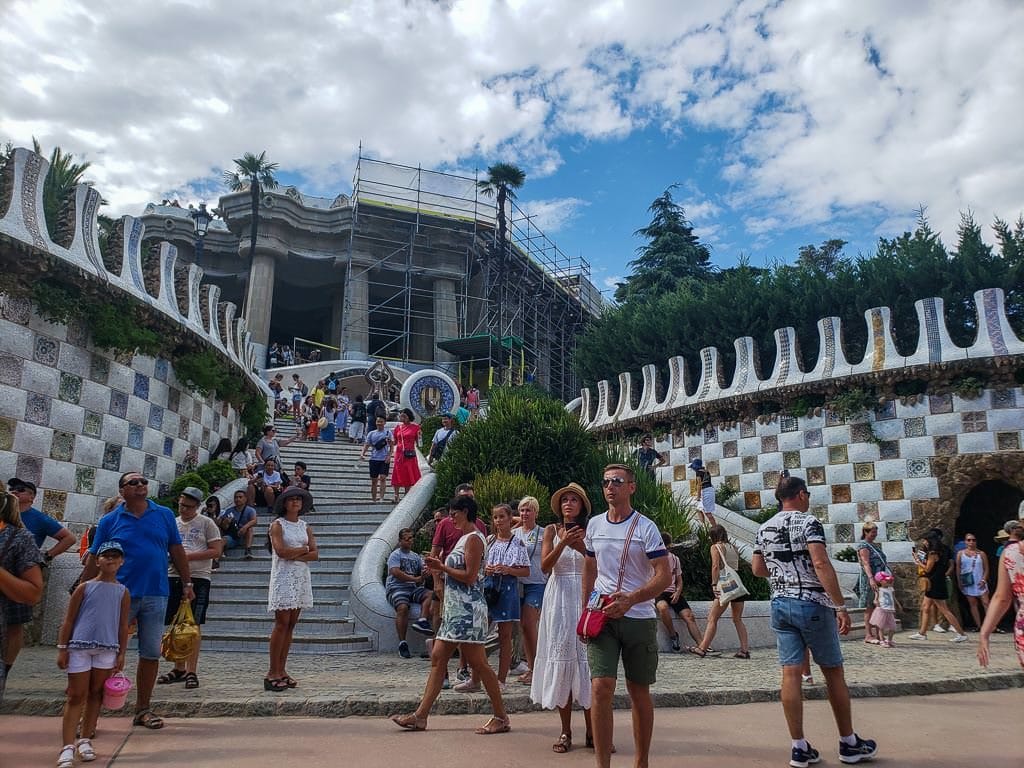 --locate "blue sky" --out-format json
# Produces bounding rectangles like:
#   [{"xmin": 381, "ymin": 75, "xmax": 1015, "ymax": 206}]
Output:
[{"xmin": 3, "ymin": 1, "xmax": 1022, "ymax": 299}]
